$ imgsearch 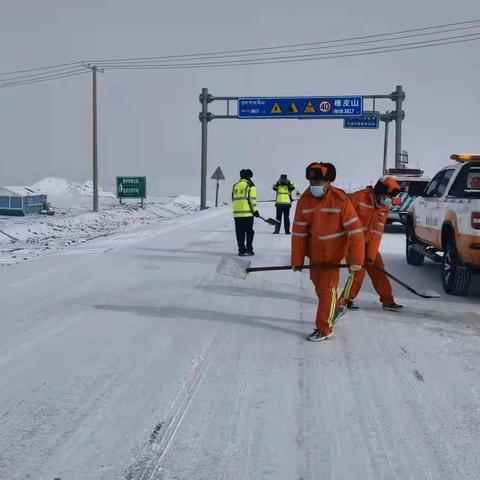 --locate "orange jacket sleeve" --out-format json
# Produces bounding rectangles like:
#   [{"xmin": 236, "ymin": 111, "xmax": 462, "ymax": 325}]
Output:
[
  {"xmin": 341, "ymin": 198, "xmax": 365, "ymax": 266},
  {"xmin": 291, "ymin": 196, "xmax": 310, "ymax": 267}
]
